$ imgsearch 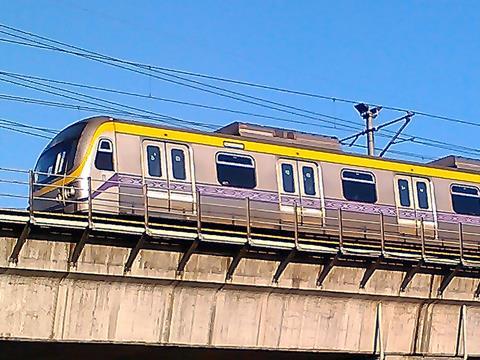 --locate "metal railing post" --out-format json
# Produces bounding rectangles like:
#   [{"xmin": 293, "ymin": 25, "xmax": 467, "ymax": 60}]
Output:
[
  {"xmin": 245, "ymin": 197, "xmax": 251, "ymax": 242},
  {"xmin": 28, "ymin": 170, "xmax": 34, "ymax": 219},
  {"xmin": 379, "ymin": 212, "xmax": 385, "ymax": 256},
  {"xmin": 320, "ymin": 200, "xmax": 324, "ymax": 228},
  {"xmin": 87, "ymin": 176, "xmax": 93, "ymax": 228},
  {"xmin": 420, "ymin": 217, "xmax": 426, "ymax": 260},
  {"xmin": 143, "ymin": 182, "xmax": 149, "ymax": 230},
  {"xmin": 196, "ymin": 190, "xmax": 202, "ymax": 238},
  {"xmin": 338, "ymin": 208, "xmax": 343, "ymax": 251},
  {"xmin": 459, "ymin": 222, "xmax": 464, "ymax": 264},
  {"xmin": 293, "ymin": 202, "xmax": 299, "ymax": 247}
]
